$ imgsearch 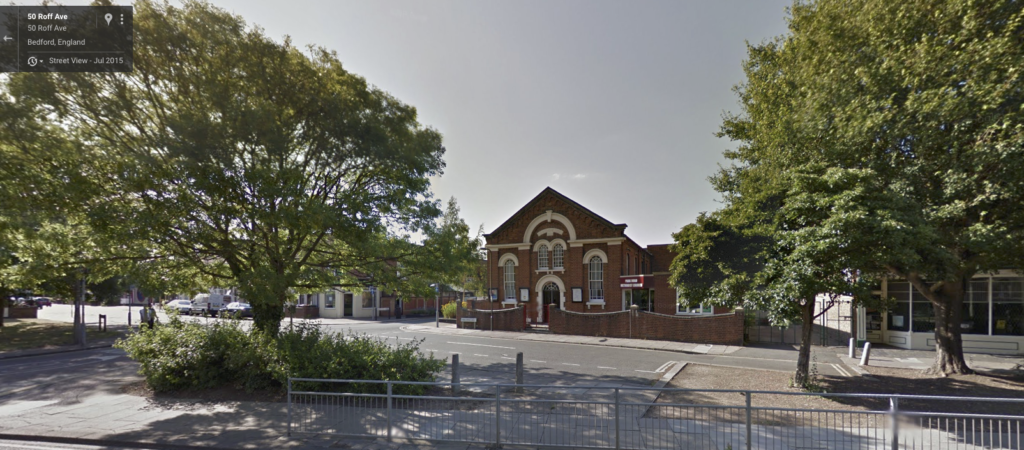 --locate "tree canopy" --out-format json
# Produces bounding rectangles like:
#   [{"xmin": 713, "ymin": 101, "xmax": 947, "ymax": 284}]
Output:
[
  {"xmin": 1, "ymin": 0, "xmax": 449, "ymax": 334},
  {"xmin": 673, "ymin": 0, "xmax": 1024, "ymax": 378}
]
